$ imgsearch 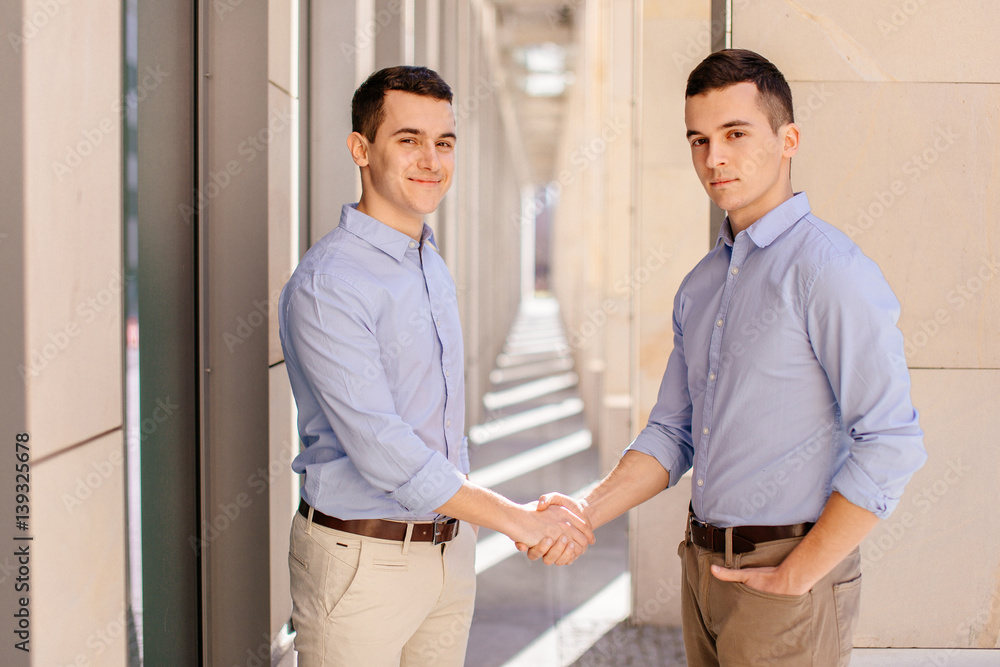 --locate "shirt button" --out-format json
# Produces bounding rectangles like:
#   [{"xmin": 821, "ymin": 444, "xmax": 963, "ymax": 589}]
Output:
[
  {"xmin": 709, "ymin": 372, "xmax": 716, "ymax": 381},
  {"xmin": 446, "ymin": 419, "xmax": 452, "ymax": 428},
  {"xmin": 702, "ymin": 427, "xmax": 710, "ymax": 435},
  {"xmin": 716, "ymin": 318, "xmax": 724, "ymax": 327},
  {"xmin": 445, "ymin": 370, "xmax": 450, "ymax": 378},
  {"xmin": 731, "ymin": 267, "xmax": 739, "ymax": 275},
  {"xmin": 697, "ymin": 479, "xmax": 704, "ymax": 487},
  {"xmin": 409, "ymin": 241, "xmax": 417, "ymax": 249}
]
